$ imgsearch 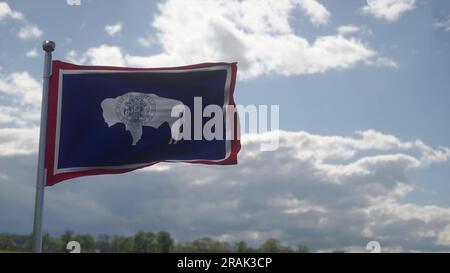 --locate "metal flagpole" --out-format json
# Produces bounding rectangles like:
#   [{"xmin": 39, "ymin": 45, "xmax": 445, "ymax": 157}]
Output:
[{"xmin": 32, "ymin": 40, "xmax": 55, "ymax": 253}]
